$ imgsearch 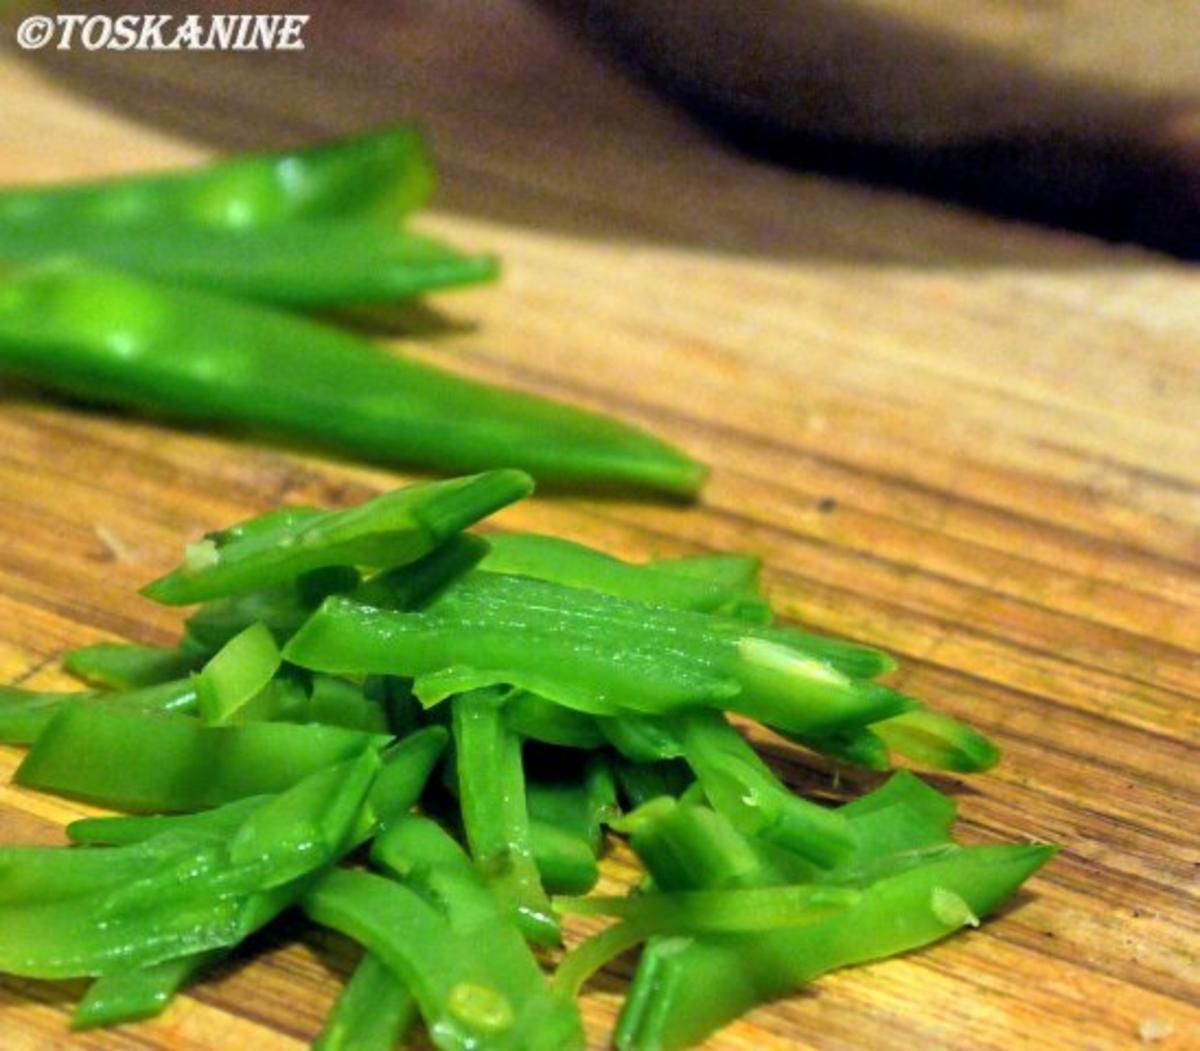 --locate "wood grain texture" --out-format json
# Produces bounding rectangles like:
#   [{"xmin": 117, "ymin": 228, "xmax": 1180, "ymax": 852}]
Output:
[{"xmin": 0, "ymin": 4, "xmax": 1198, "ymax": 1048}]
